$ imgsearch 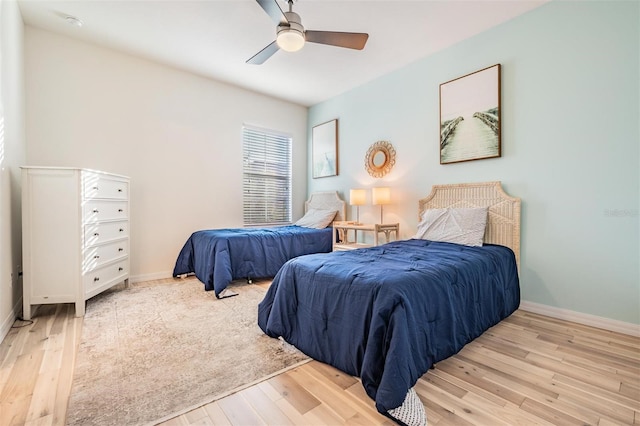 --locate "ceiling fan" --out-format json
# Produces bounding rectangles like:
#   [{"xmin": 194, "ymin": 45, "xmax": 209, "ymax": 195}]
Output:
[{"xmin": 247, "ymin": 0, "xmax": 369, "ymax": 65}]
